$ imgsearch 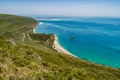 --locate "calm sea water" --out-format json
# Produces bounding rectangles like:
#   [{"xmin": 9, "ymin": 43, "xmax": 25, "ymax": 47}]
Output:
[{"xmin": 35, "ymin": 17, "xmax": 120, "ymax": 68}]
